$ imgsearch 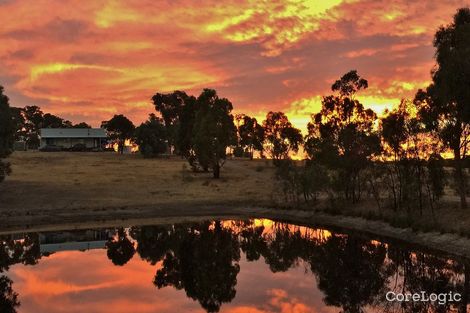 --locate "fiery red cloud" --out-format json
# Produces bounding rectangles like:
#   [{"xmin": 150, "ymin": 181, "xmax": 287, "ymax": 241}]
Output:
[
  {"xmin": 0, "ymin": 0, "xmax": 468, "ymax": 129},
  {"xmin": 8, "ymin": 247, "xmax": 327, "ymax": 313}
]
